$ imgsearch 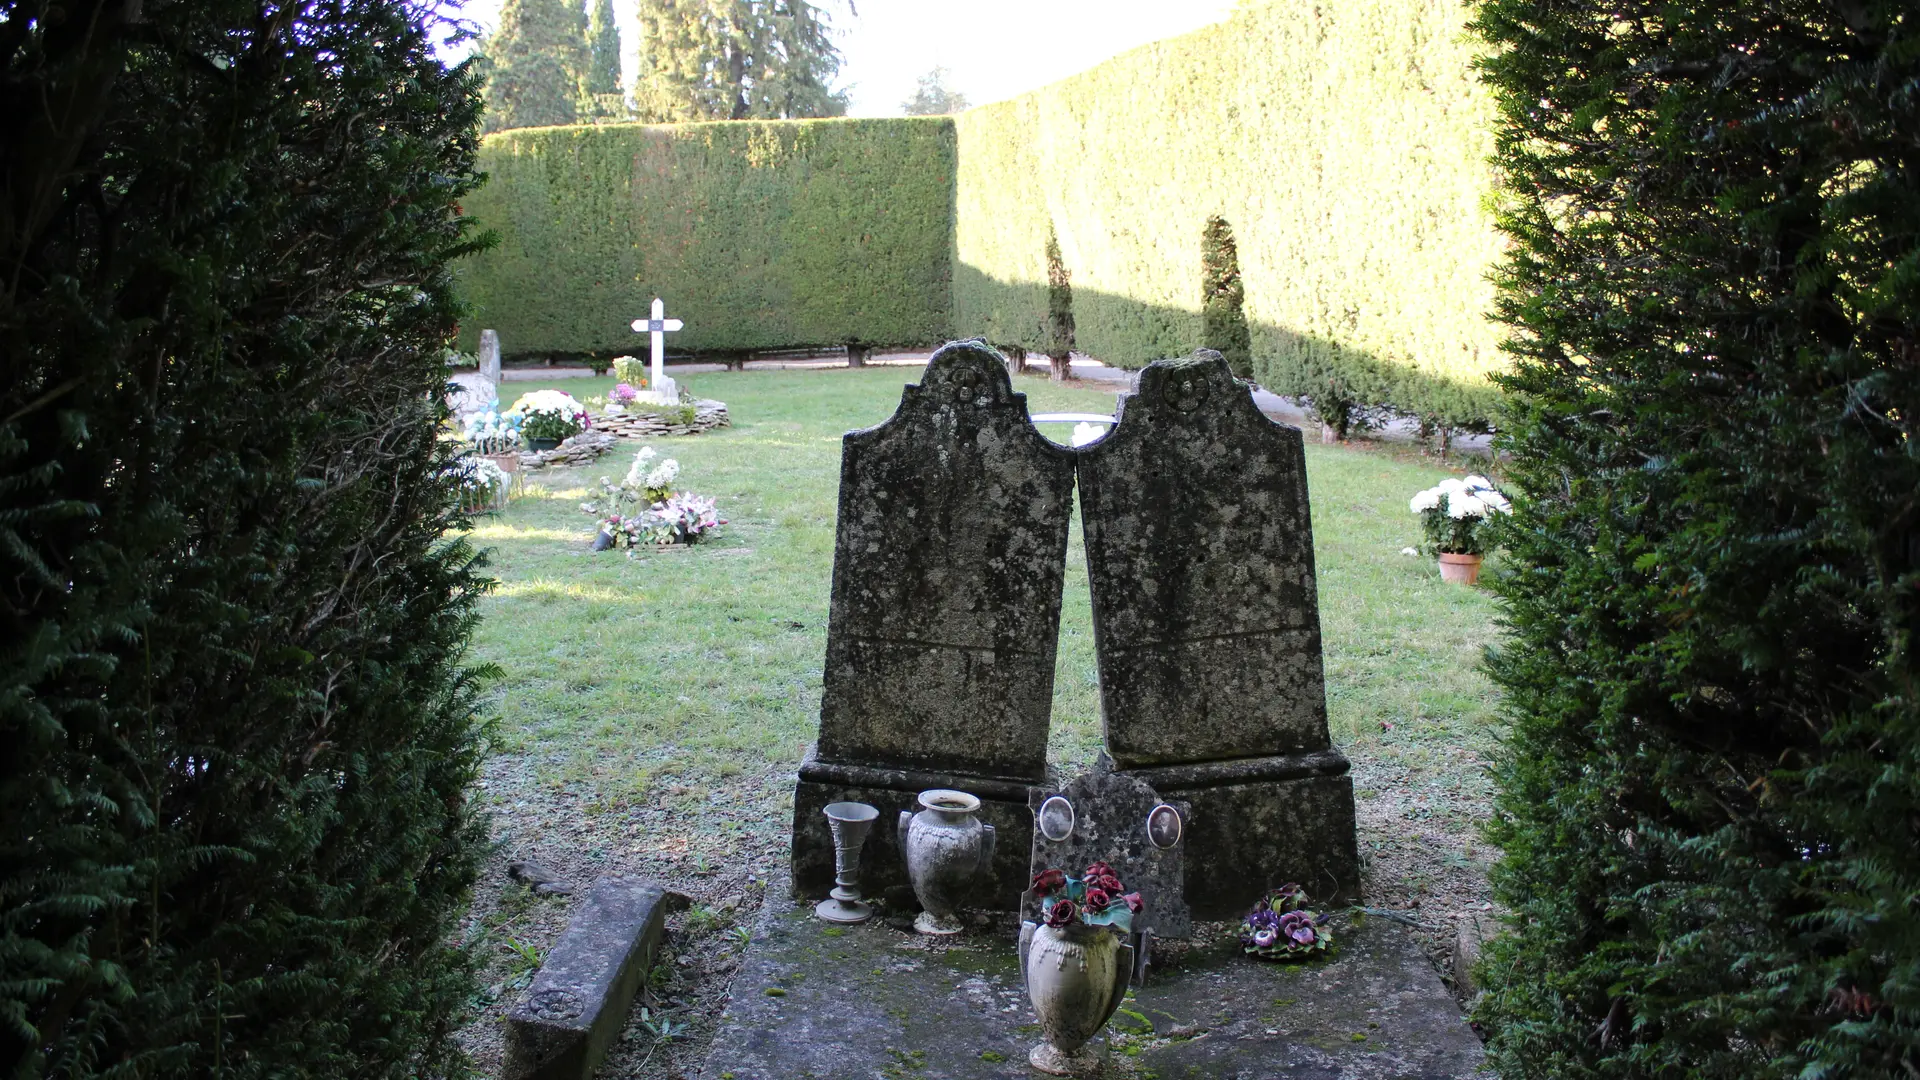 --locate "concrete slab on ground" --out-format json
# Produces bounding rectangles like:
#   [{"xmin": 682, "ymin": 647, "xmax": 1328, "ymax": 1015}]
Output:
[{"xmin": 702, "ymin": 892, "xmax": 1487, "ymax": 1080}]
